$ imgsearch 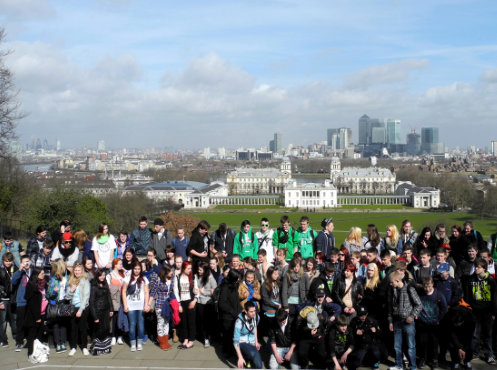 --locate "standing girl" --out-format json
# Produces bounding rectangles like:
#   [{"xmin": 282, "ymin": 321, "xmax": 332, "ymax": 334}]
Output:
[{"xmin": 173, "ymin": 261, "xmax": 198, "ymax": 349}]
